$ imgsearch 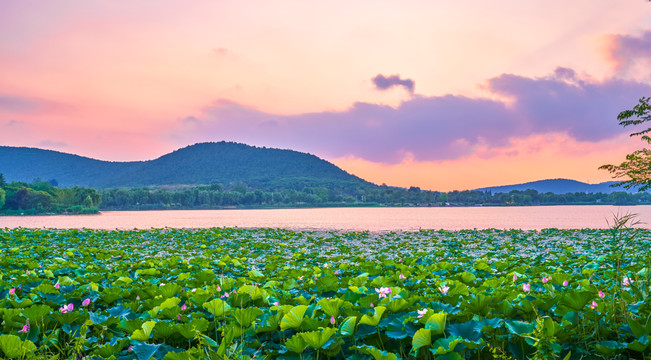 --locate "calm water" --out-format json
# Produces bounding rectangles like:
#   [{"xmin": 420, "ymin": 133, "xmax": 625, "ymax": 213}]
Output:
[{"xmin": 1, "ymin": 205, "xmax": 650, "ymax": 231}]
